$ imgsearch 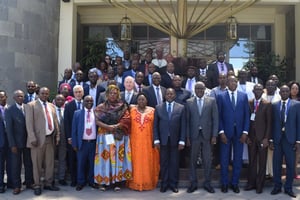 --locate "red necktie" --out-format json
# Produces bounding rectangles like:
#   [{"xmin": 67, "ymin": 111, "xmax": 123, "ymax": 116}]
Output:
[
  {"xmin": 145, "ymin": 63, "xmax": 149, "ymax": 76},
  {"xmin": 43, "ymin": 102, "xmax": 53, "ymax": 131},
  {"xmin": 86, "ymin": 109, "xmax": 92, "ymax": 135},
  {"xmin": 254, "ymin": 100, "xmax": 259, "ymax": 112}
]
